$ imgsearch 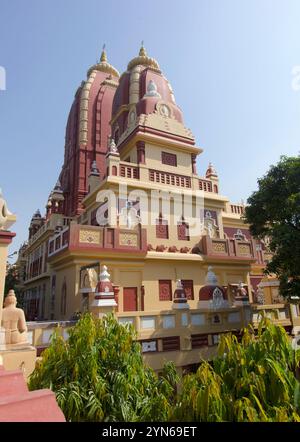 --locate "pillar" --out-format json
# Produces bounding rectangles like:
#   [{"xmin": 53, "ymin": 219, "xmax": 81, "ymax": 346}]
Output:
[{"xmin": 137, "ymin": 141, "xmax": 145, "ymax": 165}]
